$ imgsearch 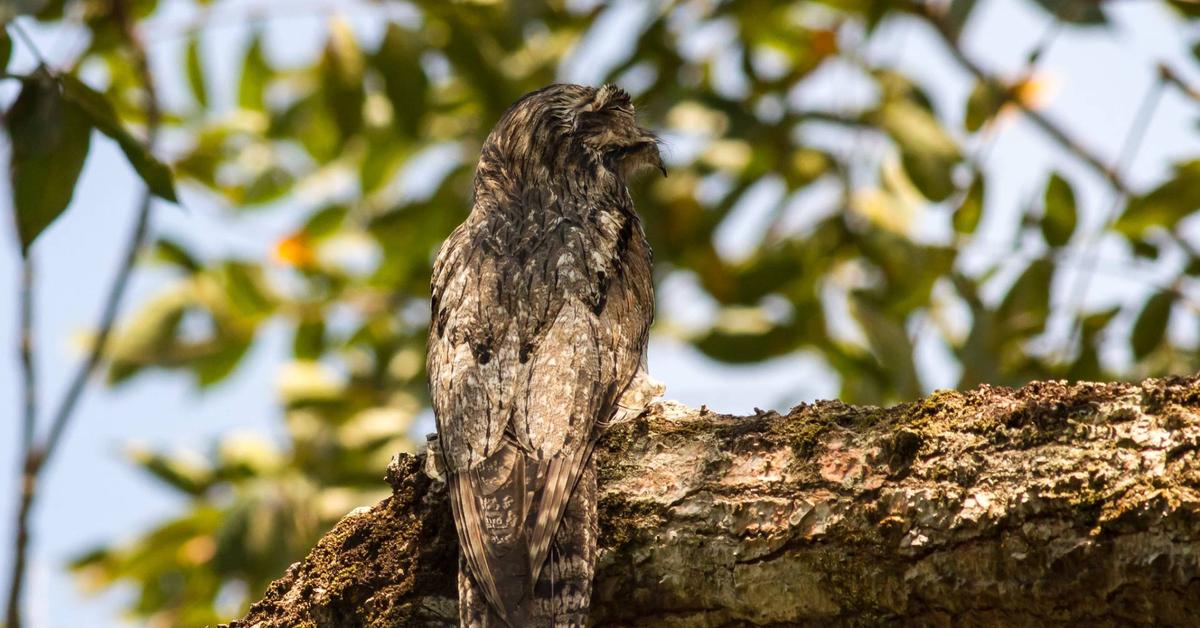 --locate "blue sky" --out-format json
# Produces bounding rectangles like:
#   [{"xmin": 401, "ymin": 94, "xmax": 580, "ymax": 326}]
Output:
[{"xmin": 1, "ymin": 0, "xmax": 1198, "ymax": 625}]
